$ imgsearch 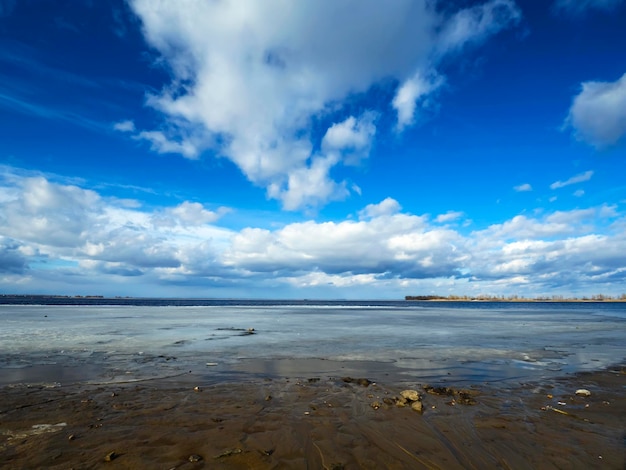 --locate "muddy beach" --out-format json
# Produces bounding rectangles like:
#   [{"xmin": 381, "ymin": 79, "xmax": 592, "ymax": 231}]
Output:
[{"xmin": 1, "ymin": 362, "xmax": 624, "ymax": 469}]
